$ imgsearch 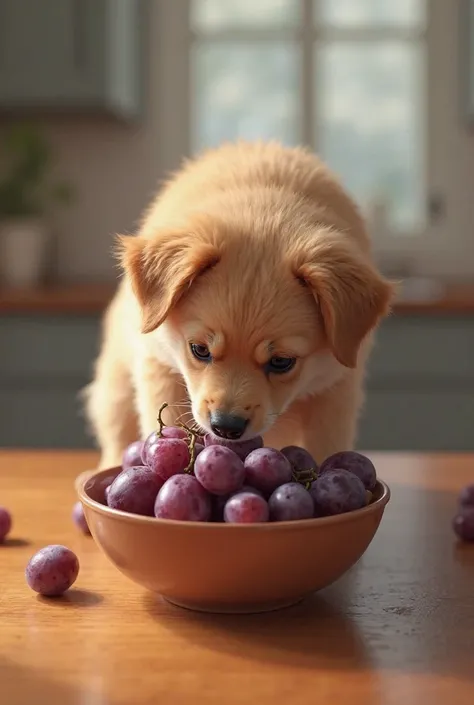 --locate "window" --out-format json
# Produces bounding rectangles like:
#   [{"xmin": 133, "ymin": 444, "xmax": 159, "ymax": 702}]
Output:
[
  {"xmin": 191, "ymin": 0, "xmax": 426, "ymax": 238},
  {"xmin": 157, "ymin": 1, "xmax": 473, "ymax": 277}
]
